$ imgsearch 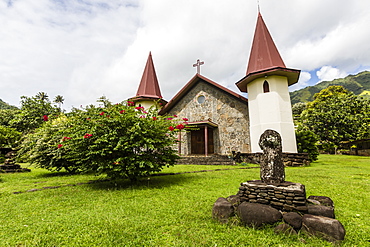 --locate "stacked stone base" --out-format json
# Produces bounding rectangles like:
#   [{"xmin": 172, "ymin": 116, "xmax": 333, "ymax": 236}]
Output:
[
  {"xmin": 213, "ymin": 182, "xmax": 346, "ymax": 243},
  {"xmin": 238, "ymin": 180, "xmax": 307, "ymax": 212},
  {"xmin": 0, "ymin": 161, "xmax": 31, "ymax": 173}
]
